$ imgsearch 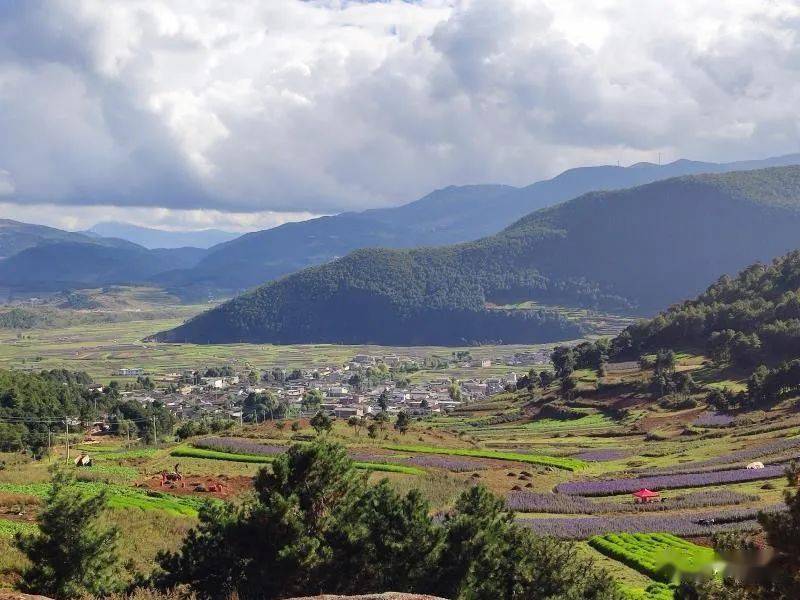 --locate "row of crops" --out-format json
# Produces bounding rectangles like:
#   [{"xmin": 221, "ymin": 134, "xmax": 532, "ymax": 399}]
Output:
[
  {"xmin": 518, "ymin": 504, "xmax": 784, "ymax": 539},
  {"xmin": 383, "ymin": 443, "xmax": 586, "ymax": 470},
  {"xmin": 556, "ymin": 464, "xmax": 784, "ymax": 495},
  {"xmin": 589, "ymin": 533, "xmax": 717, "ymax": 582},
  {"xmin": 171, "ymin": 445, "xmax": 424, "ymax": 475},
  {"xmin": 0, "ymin": 482, "xmax": 207, "ymax": 517},
  {"xmin": 183, "ymin": 436, "xmax": 584, "ymax": 471},
  {"xmin": 507, "ymin": 489, "xmax": 757, "ymax": 514}
]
